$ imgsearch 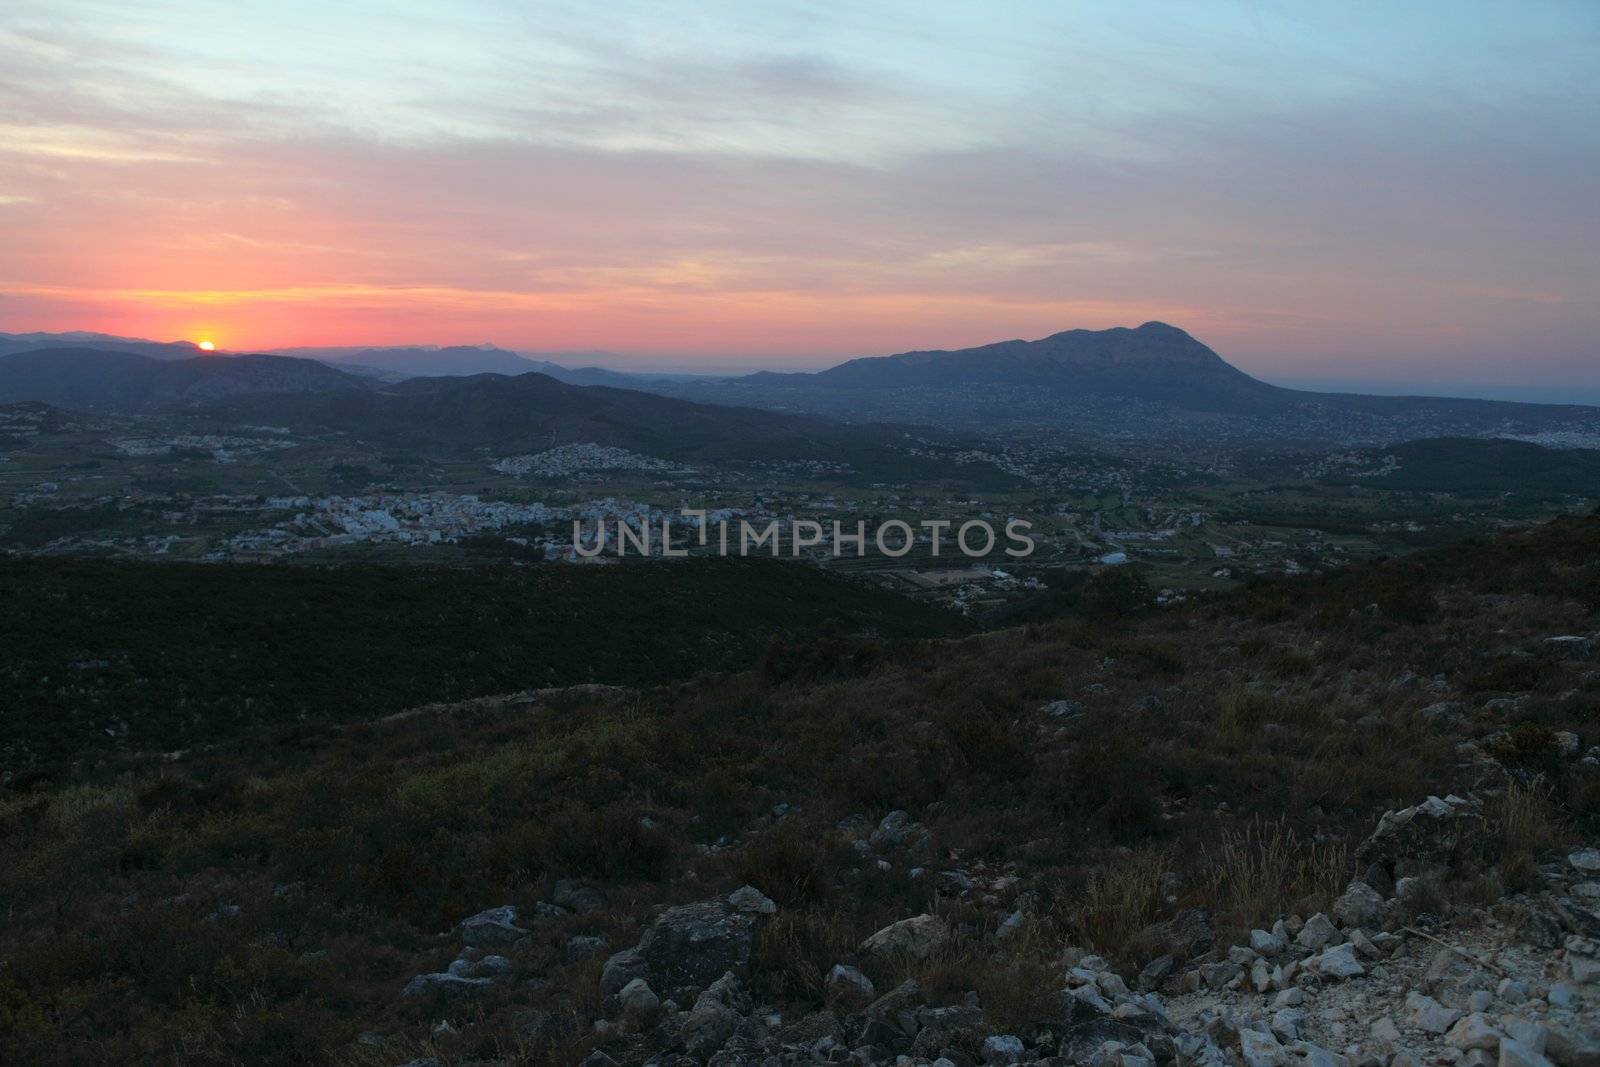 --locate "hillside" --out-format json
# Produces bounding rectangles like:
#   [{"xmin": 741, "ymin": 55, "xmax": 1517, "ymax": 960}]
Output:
[
  {"xmin": 201, "ymin": 368, "xmax": 918, "ymax": 458},
  {"xmin": 3, "ymin": 514, "xmax": 1598, "ymax": 1063},
  {"xmin": 0, "ymin": 555, "xmax": 966, "ymax": 769},
  {"xmin": 0, "ymin": 348, "xmax": 365, "ymax": 410}
]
